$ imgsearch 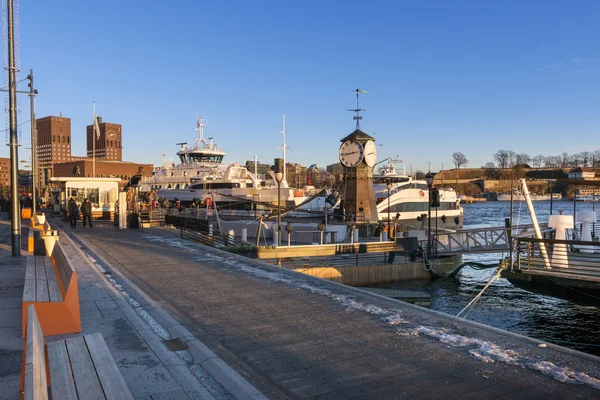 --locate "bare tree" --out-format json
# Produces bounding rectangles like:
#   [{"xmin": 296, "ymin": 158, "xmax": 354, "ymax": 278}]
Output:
[
  {"xmin": 515, "ymin": 153, "xmax": 531, "ymax": 166},
  {"xmin": 494, "ymin": 150, "xmax": 513, "ymax": 169},
  {"xmin": 452, "ymin": 152, "xmax": 469, "ymax": 169},
  {"xmin": 531, "ymin": 155, "xmax": 544, "ymax": 168},
  {"xmin": 482, "ymin": 162, "xmax": 495, "ymax": 169}
]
